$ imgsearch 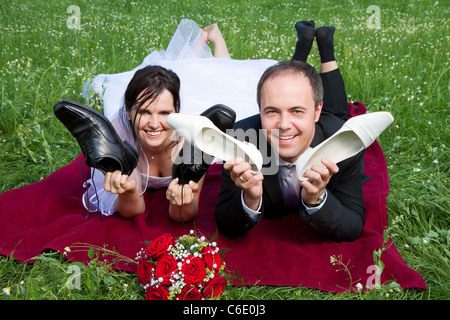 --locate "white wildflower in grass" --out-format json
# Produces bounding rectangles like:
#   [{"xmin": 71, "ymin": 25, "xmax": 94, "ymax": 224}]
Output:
[
  {"xmin": 356, "ymin": 283, "xmax": 363, "ymax": 291},
  {"xmin": 63, "ymin": 246, "xmax": 71, "ymax": 256},
  {"xmin": 2, "ymin": 287, "xmax": 11, "ymax": 296}
]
